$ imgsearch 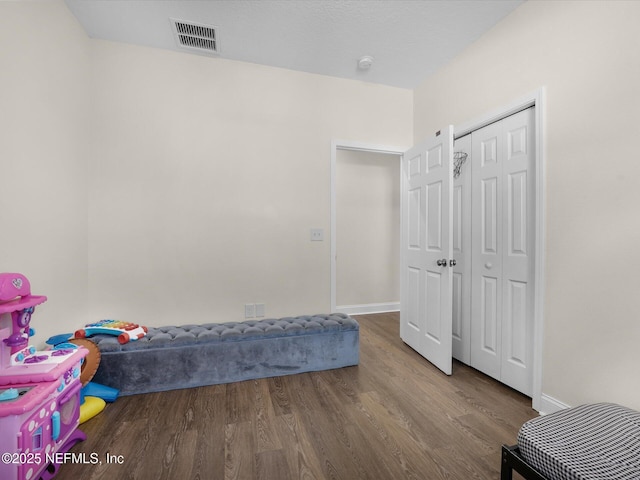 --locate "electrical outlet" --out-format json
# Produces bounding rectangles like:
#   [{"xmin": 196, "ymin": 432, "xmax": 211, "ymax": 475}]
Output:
[
  {"xmin": 310, "ymin": 228, "xmax": 324, "ymax": 241},
  {"xmin": 244, "ymin": 304, "xmax": 255, "ymax": 319},
  {"xmin": 255, "ymin": 303, "xmax": 265, "ymax": 317}
]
